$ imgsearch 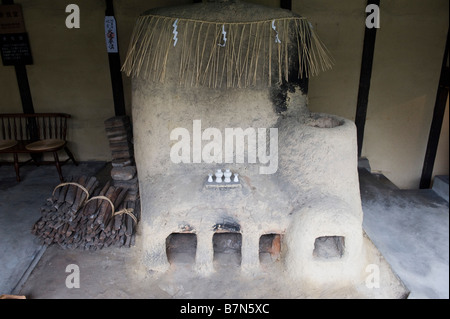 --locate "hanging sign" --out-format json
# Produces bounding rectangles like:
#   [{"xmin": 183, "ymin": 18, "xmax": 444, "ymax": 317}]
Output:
[
  {"xmin": 0, "ymin": 4, "xmax": 26, "ymax": 34},
  {"xmin": 105, "ymin": 16, "xmax": 118, "ymax": 53},
  {"xmin": 0, "ymin": 33, "xmax": 32, "ymax": 65},
  {"xmin": 0, "ymin": 4, "xmax": 32, "ymax": 65}
]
